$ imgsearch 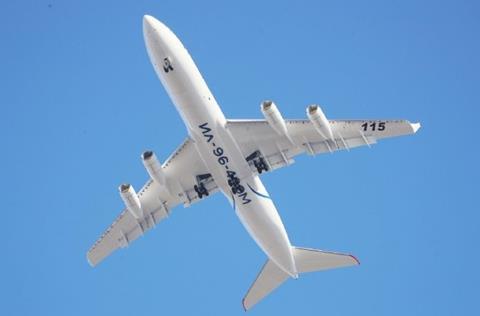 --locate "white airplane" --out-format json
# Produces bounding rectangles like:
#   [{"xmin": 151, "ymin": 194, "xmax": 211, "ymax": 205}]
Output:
[{"xmin": 87, "ymin": 15, "xmax": 421, "ymax": 310}]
